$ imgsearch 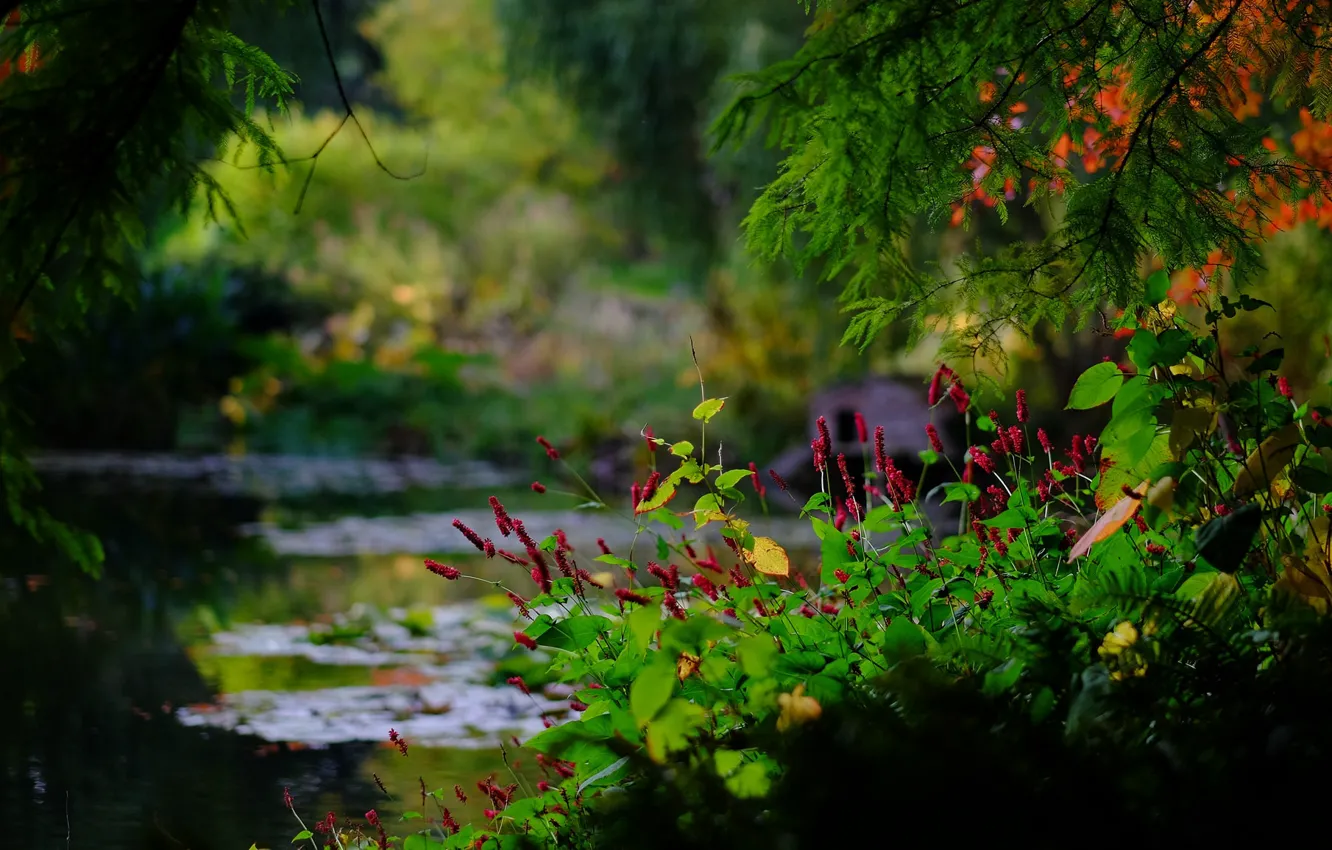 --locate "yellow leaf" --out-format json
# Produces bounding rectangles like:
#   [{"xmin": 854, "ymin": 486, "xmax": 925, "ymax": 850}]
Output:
[
  {"xmin": 746, "ymin": 536, "xmax": 790, "ymax": 577},
  {"xmin": 776, "ymin": 684, "xmax": 822, "ymax": 732},
  {"xmin": 676, "ymin": 652, "xmax": 701, "ymax": 682},
  {"xmin": 1168, "ymin": 402, "xmax": 1216, "ymax": 456},
  {"xmin": 1068, "ymin": 479, "xmax": 1149, "ymax": 562},
  {"xmin": 1305, "ymin": 516, "xmax": 1332, "ymax": 578},
  {"xmin": 1232, "ymin": 423, "xmax": 1302, "ymax": 498},
  {"xmin": 694, "ymin": 509, "xmax": 729, "ymax": 529},
  {"xmin": 589, "ymin": 571, "xmax": 614, "ymax": 588},
  {"xmin": 1276, "ymin": 548, "xmax": 1332, "ymax": 613},
  {"xmin": 1146, "ymin": 476, "xmax": 1176, "ymax": 515},
  {"xmin": 1098, "ymin": 621, "xmax": 1139, "ymax": 658}
]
